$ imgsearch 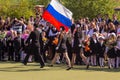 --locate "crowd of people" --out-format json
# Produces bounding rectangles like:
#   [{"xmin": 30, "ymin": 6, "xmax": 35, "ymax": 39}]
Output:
[{"xmin": 0, "ymin": 13, "xmax": 120, "ymax": 70}]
